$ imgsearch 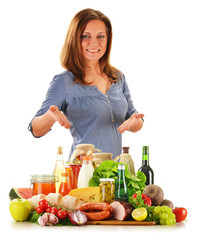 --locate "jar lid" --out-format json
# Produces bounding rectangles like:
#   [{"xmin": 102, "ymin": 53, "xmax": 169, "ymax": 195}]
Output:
[
  {"xmin": 31, "ymin": 174, "xmax": 58, "ymax": 183},
  {"xmin": 100, "ymin": 178, "xmax": 115, "ymax": 182}
]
